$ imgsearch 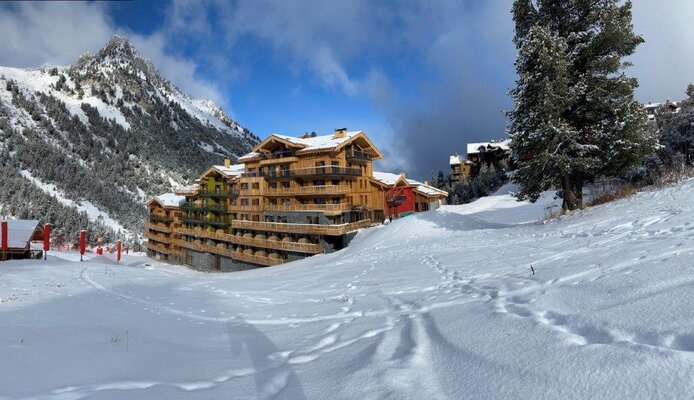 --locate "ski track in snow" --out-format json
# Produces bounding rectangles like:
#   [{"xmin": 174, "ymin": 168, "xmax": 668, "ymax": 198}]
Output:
[{"xmin": 3, "ymin": 183, "xmax": 694, "ymax": 398}]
